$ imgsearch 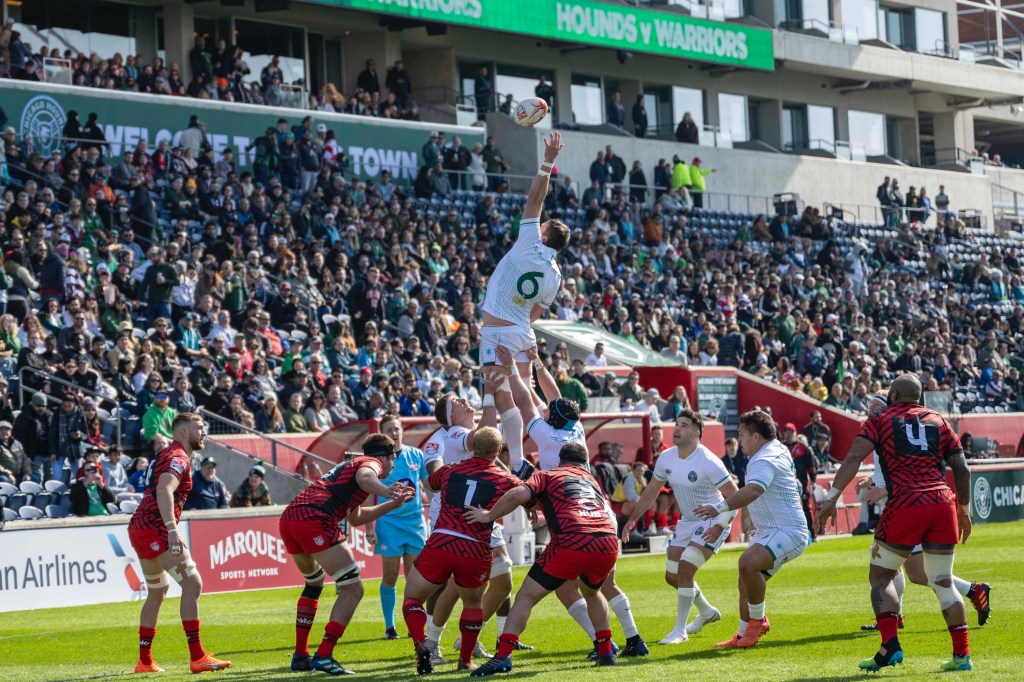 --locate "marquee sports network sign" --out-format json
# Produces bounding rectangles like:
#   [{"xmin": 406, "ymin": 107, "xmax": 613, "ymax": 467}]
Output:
[{"xmin": 331, "ymin": 0, "xmax": 775, "ymax": 71}]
